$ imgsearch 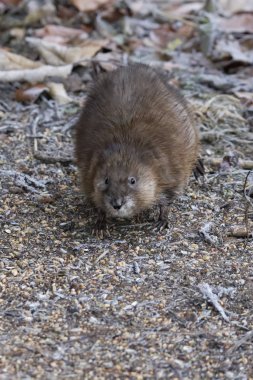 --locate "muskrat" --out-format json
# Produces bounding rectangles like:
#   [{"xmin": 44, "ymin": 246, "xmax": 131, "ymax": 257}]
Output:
[{"xmin": 75, "ymin": 63, "xmax": 199, "ymax": 234}]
